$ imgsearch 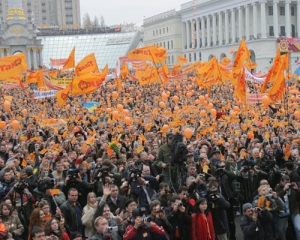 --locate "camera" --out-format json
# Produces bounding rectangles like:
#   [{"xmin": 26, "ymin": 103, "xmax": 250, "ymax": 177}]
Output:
[
  {"xmin": 14, "ymin": 180, "xmax": 28, "ymax": 194},
  {"xmin": 289, "ymin": 182, "xmax": 296, "ymax": 189},
  {"xmin": 258, "ymin": 159, "xmax": 276, "ymax": 173},
  {"xmin": 130, "ymin": 165, "xmax": 143, "ymax": 180},
  {"xmin": 38, "ymin": 177, "xmax": 56, "ymax": 192},
  {"xmin": 242, "ymin": 161, "xmax": 255, "ymax": 172},
  {"xmin": 68, "ymin": 168, "xmax": 79, "ymax": 181},
  {"xmin": 207, "ymin": 189, "xmax": 219, "ymax": 202},
  {"xmin": 252, "ymin": 207, "xmax": 261, "ymax": 213},
  {"xmin": 107, "ymin": 226, "xmax": 118, "ymax": 233},
  {"xmin": 141, "ymin": 216, "xmax": 153, "ymax": 222},
  {"xmin": 94, "ymin": 167, "xmax": 110, "ymax": 183},
  {"xmin": 156, "ymin": 207, "xmax": 165, "ymax": 213}
]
